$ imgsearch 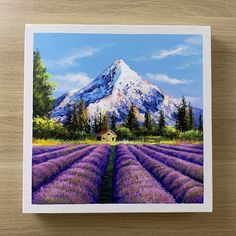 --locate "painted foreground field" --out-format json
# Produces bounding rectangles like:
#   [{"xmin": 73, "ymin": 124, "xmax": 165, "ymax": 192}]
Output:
[{"xmin": 32, "ymin": 144, "xmax": 203, "ymax": 204}]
